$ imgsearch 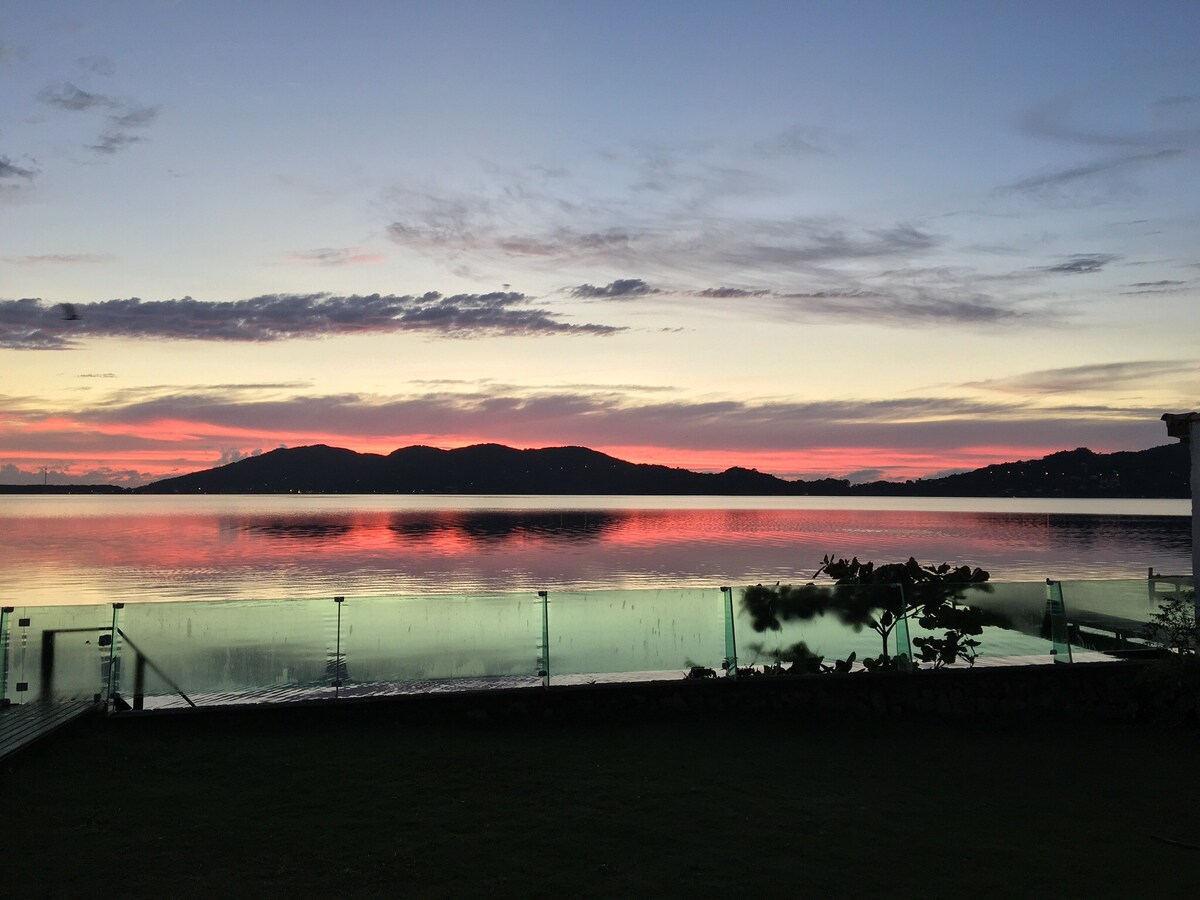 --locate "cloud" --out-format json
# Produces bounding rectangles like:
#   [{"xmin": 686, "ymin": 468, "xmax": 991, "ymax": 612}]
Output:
[
  {"xmin": 1119, "ymin": 279, "xmax": 1190, "ymax": 295},
  {"xmin": 288, "ymin": 247, "xmax": 386, "ymax": 266},
  {"xmin": 90, "ymin": 104, "xmax": 159, "ymax": 155},
  {"xmin": 38, "ymin": 81, "xmax": 108, "ymax": 111},
  {"xmin": 568, "ymin": 279, "xmax": 660, "ymax": 299},
  {"xmin": 842, "ymin": 467, "xmax": 887, "ymax": 484},
  {"xmin": 38, "ymin": 386, "xmax": 1167, "ymax": 461},
  {"xmin": 389, "ymin": 202, "xmax": 942, "ymax": 276},
  {"xmin": 495, "ymin": 228, "xmax": 635, "ymax": 259},
  {"xmin": 696, "ymin": 287, "xmax": 770, "ymax": 299},
  {"xmin": 37, "ymin": 81, "xmax": 159, "ymax": 155},
  {"xmin": 88, "ymin": 132, "xmax": 144, "ymax": 154},
  {"xmin": 0, "ymin": 292, "xmax": 622, "ymax": 349},
  {"xmin": 4, "ymin": 254, "xmax": 112, "ymax": 264},
  {"xmin": 1036, "ymin": 254, "xmax": 1118, "ymax": 275},
  {"xmin": 693, "ymin": 267, "xmax": 1053, "ymax": 327},
  {"xmin": 753, "ymin": 125, "xmax": 841, "ymax": 157},
  {"xmin": 0, "ymin": 462, "xmax": 149, "ymax": 488},
  {"xmin": 0, "ymin": 156, "xmax": 36, "ymax": 180},
  {"xmin": 1002, "ymin": 149, "xmax": 1182, "ymax": 202},
  {"xmin": 1022, "ymin": 94, "xmax": 1200, "ymax": 148},
  {"xmin": 218, "ymin": 447, "xmax": 263, "ymax": 466},
  {"xmin": 965, "ymin": 360, "xmax": 1200, "ymax": 395},
  {"xmin": 384, "ymin": 150, "xmax": 943, "ymax": 284},
  {"xmin": 78, "ymin": 55, "xmax": 115, "ymax": 76},
  {"xmin": 777, "ymin": 289, "xmax": 1031, "ymax": 326}
]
